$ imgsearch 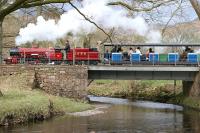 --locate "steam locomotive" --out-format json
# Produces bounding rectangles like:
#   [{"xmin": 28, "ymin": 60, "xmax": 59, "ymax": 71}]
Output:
[{"xmin": 4, "ymin": 47, "xmax": 100, "ymax": 65}]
